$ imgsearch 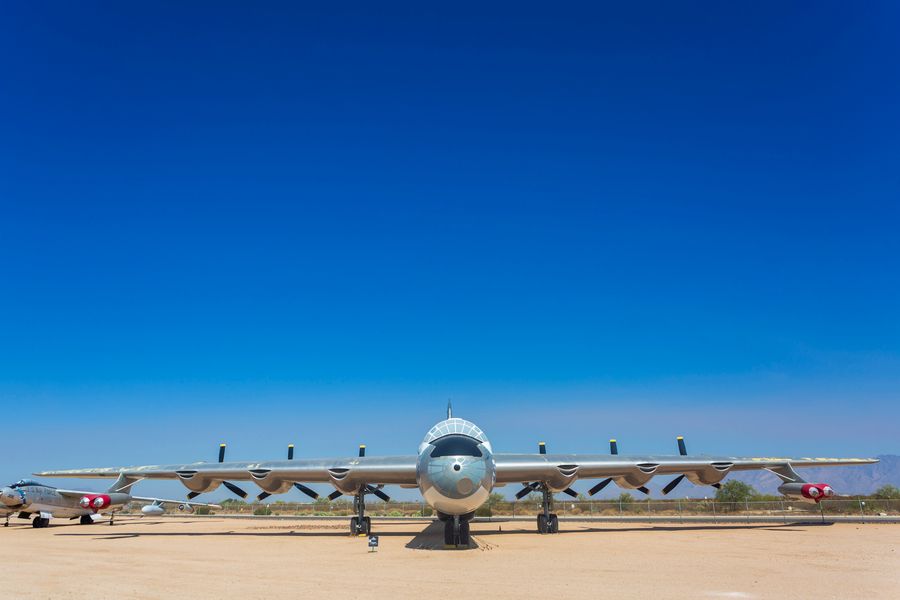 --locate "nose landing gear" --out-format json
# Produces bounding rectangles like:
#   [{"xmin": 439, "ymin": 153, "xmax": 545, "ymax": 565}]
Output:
[{"xmin": 440, "ymin": 512, "xmax": 473, "ymax": 548}]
